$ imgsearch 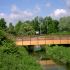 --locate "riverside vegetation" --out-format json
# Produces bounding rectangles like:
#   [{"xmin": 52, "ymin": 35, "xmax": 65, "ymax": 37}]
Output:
[
  {"xmin": 46, "ymin": 45, "xmax": 70, "ymax": 65},
  {"xmin": 0, "ymin": 16, "xmax": 70, "ymax": 70},
  {"xmin": 0, "ymin": 23, "xmax": 42, "ymax": 70}
]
